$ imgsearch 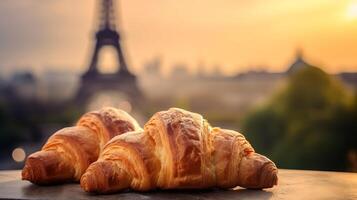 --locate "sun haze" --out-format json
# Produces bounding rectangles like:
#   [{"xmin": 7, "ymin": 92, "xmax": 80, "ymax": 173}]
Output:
[{"xmin": 0, "ymin": 0, "xmax": 356, "ymax": 75}]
